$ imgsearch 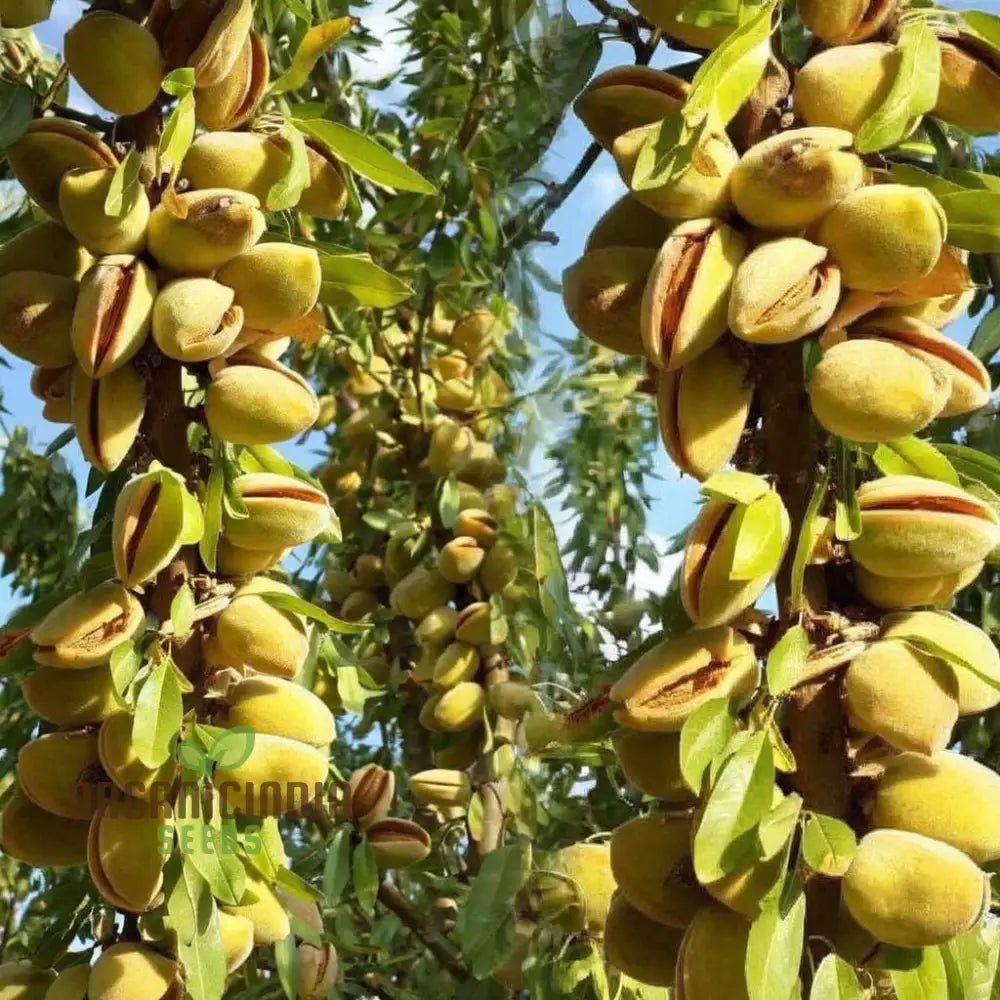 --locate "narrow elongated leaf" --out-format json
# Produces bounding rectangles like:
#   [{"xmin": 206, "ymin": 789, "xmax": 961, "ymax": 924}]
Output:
[
  {"xmin": 317, "ymin": 250, "xmax": 414, "ymax": 308},
  {"xmin": 269, "ymin": 17, "xmax": 355, "ymax": 94},
  {"xmin": 969, "ymin": 307, "xmax": 1000, "ymax": 362},
  {"xmin": 936, "ymin": 192, "xmax": 1000, "ymax": 253},
  {"xmin": 104, "ymin": 149, "xmax": 144, "ymax": 218},
  {"xmin": 294, "ymin": 119, "xmax": 436, "ymax": 195},
  {"xmin": 0, "ymin": 80, "xmax": 34, "ymax": 148},
  {"xmin": 758, "ymin": 793, "xmax": 802, "ymax": 860},
  {"xmin": 132, "ymin": 651, "xmax": 183, "ymax": 768},
  {"xmin": 889, "ymin": 946, "xmax": 949, "ymax": 1000},
  {"xmin": 702, "ymin": 470, "xmax": 770, "ymax": 506},
  {"xmin": 941, "ymin": 919, "xmax": 1000, "ymax": 1000},
  {"xmin": 693, "ymin": 732, "xmax": 774, "ymax": 883},
  {"xmin": 322, "ymin": 827, "xmax": 351, "ymax": 906},
  {"xmin": 790, "ymin": 469, "xmax": 830, "ymax": 613},
  {"xmin": 353, "ymin": 837, "xmax": 378, "ymax": 915},
  {"xmin": 746, "ymin": 878, "xmax": 806, "ymax": 1000},
  {"xmin": 167, "ymin": 855, "xmax": 227, "ymax": 1000},
  {"xmin": 873, "ymin": 437, "xmax": 960, "ymax": 486},
  {"xmin": 266, "ymin": 125, "xmax": 311, "ymax": 212},
  {"xmin": 199, "ymin": 464, "xmax": 224, "ymax": 572},
  {"xmin": 857, "ymin": 21, "xmax": 940, "ymax": 152},
  {"xmin": 731, "ymin": 492, "xmax": 786, "ymax": 581},
  {"xmin": 260, "ymin": 591, "xmax": 367, "ymax": 633}
]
